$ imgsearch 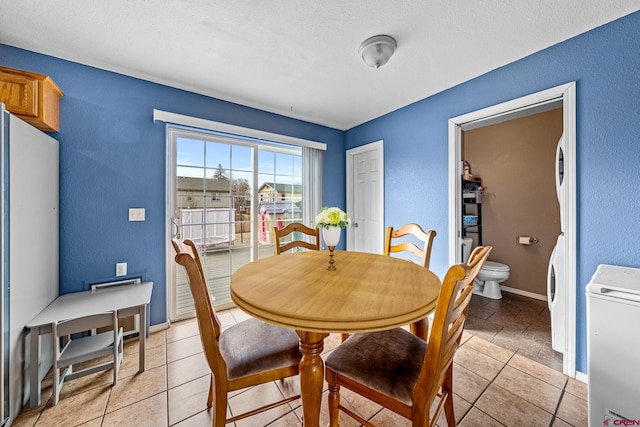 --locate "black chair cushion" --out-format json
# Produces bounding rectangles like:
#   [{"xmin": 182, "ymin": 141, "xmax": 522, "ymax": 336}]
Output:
[
  {"xmin": 325, "ymin": 328, "xmax": 426, "ymax": 405},
  {"xmin": 219, "ymin": 318, "xmax": 302, "ymax": 380}
]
